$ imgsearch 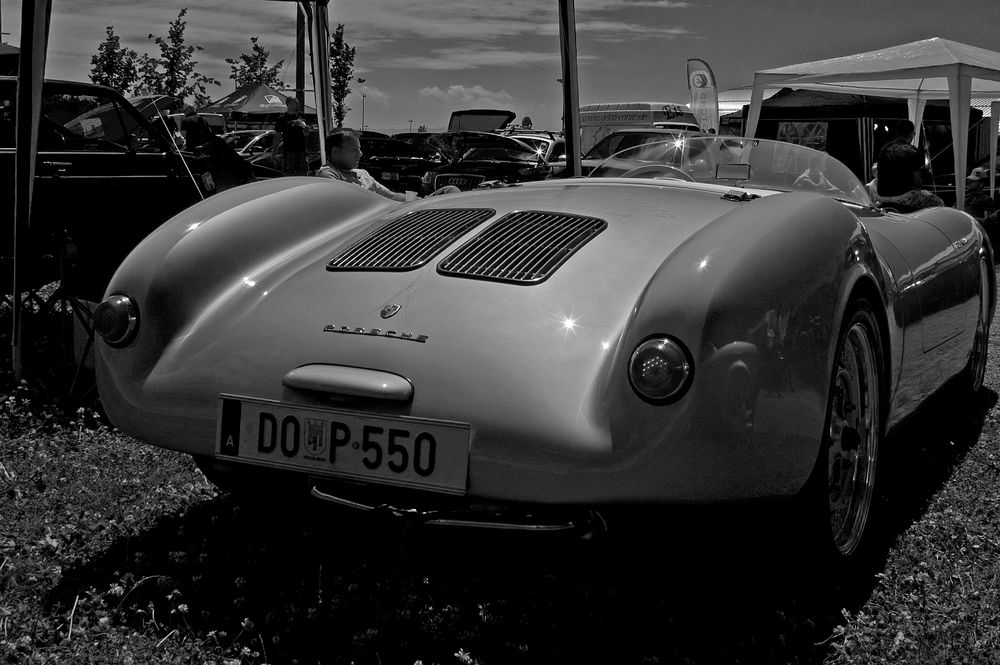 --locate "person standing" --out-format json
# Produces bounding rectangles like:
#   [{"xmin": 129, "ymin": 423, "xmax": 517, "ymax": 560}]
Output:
[
  {"xmin": 275, "ymin": 98, "xmax": 309, "ymax": 176},
  {"xmin": 874, "ymin": 119, "xmax": 943, "ymax": 211},
  {"xmin": 180, "ymin": 105, "xmax": 212, "ymax": 151}
]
